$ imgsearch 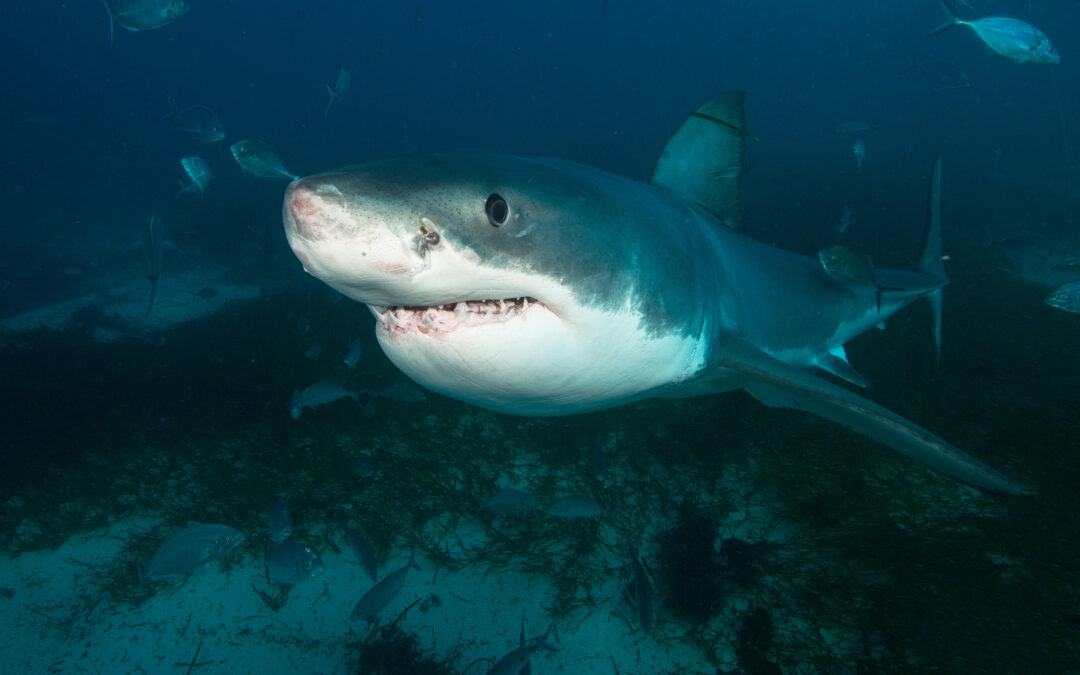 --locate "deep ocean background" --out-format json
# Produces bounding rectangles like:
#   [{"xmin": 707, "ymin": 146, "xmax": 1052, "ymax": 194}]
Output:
[{"xmin": 2, "ymin": 1, "xmax": 1080, "ymax": 672}]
